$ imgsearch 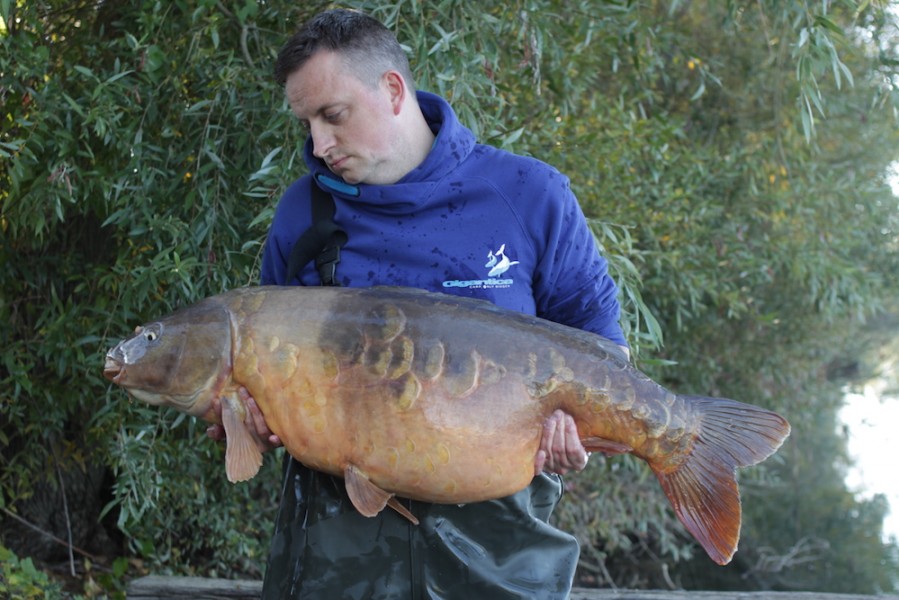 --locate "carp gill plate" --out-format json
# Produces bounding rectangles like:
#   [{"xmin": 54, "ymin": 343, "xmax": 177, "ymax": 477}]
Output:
[{"xmin": 104, "ymin": 286, "xmax": 791, "ymax": 565}]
